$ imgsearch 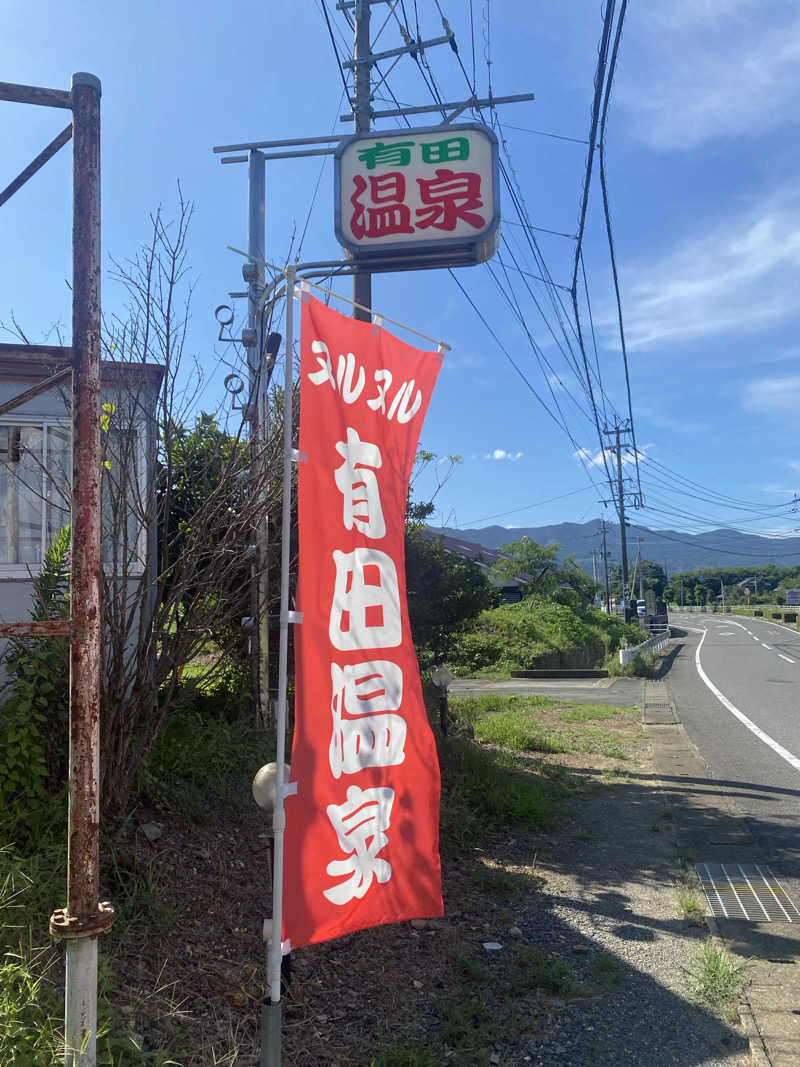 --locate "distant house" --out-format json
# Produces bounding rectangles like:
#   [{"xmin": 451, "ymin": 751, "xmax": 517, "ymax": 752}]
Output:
[
  {"xmin": 418, "ymin": 528, "xmax": 526, "ymax": 602},
  {"xmin": 0, "ymin": 351, "xmax": 164, "ymax": 630}
]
